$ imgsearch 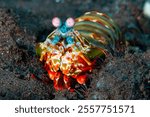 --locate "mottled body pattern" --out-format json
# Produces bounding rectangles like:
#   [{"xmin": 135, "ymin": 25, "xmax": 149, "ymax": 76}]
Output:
[{"xmin": 36, "ymin": 11, "xmax": 120, "ymax": 90}]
